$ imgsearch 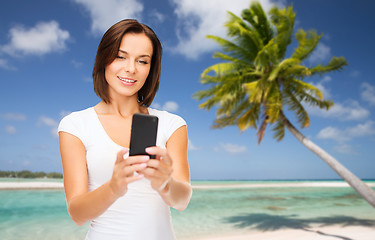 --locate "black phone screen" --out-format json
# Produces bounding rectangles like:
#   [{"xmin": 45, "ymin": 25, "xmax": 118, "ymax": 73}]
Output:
[{"xmin": 129, "ymin": 113, "xmax": 158, "ymax": 158}]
